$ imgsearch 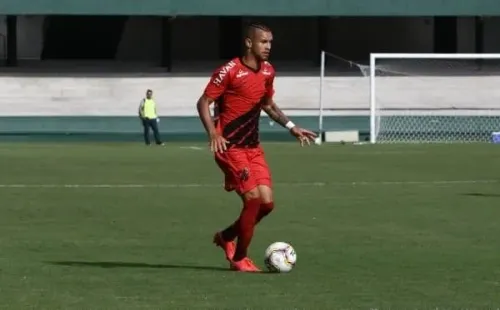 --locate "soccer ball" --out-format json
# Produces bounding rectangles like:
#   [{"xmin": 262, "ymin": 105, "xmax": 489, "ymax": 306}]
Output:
[{"xmin": 264, "ymin": 242, "xmax": 297, "ymax": 273}]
